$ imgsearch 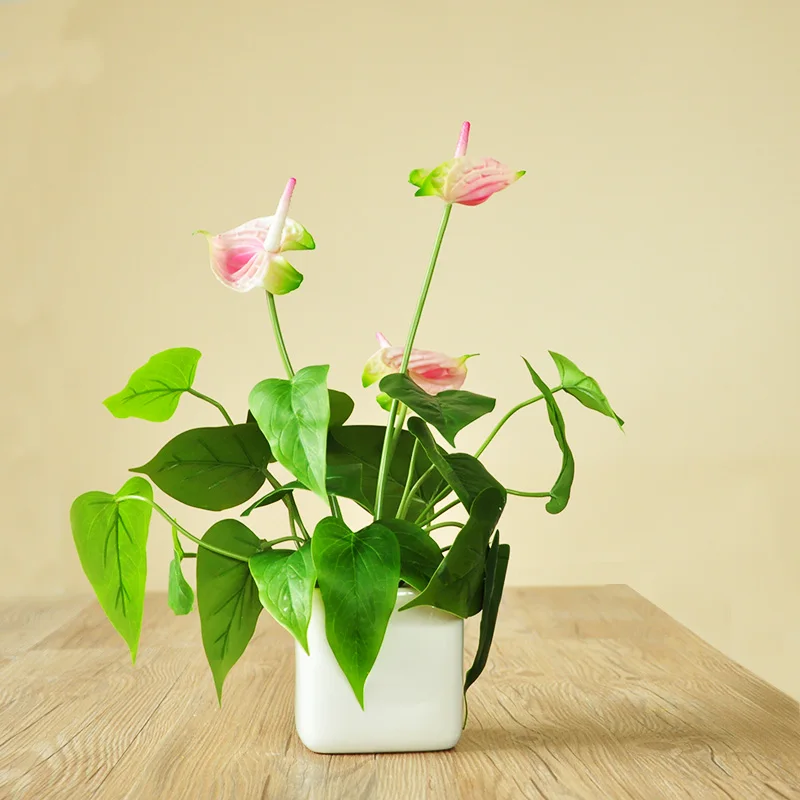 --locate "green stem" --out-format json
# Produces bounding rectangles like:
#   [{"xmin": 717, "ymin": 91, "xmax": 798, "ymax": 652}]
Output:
[
  {"xmin": 506, "ymin": 489, "xmax": 550, "ymax": 498},
  {"xmin": 426, "ymin": 521, "xmax": 464, "ymax": 532},
  {"xmin": 475, "ymin": 386, "xmax": 562, "ymax": 458},
  {"xmin": 398, "ymin": 463, "xmax": 435, "ymax": 520},
  {"xmin": 118, "ymin": 495, "xmax": 249, "ymax": 562},
  {"xmin": 329, "ymin": 495, "xmax": 342, "ymax": 520},
  {"xmin": 266, "ymin": 291, "xmax": 295, "ymax": 378},
  {"xmin": 418, "ymin": 497, "xmax": 459, "ymax": 526},
  {"xmin": 415, "ymin": 483, "xmax": 451, "ymax": 525},
  {"xmin": 186, "ymin": 388, "xmax": 235, "ymax": 426},
  {"xmin": 264, "ymin": 469, "xmax": 309, "ymax": 540},
  {"xmin": 396, "ymin": 440, "xmax": 421, "ymax": 519},
  {"xmin": 266, "ymin": 291, "xmax": 342, "ymax": 523},
  {"xmin": 263, "ymin": 535, "xmax": 306, "ymax": 547},
  {"xmin": 374, "ymin": 203, "xmax": 454, "ymax": 519}
]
